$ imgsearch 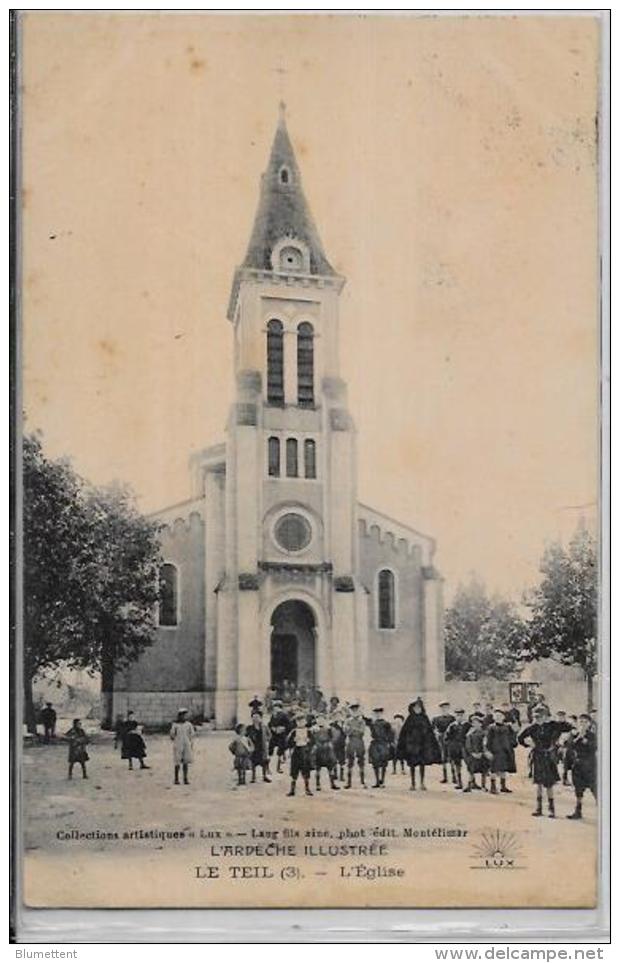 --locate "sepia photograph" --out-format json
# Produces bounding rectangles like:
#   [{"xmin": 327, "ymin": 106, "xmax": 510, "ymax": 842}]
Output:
[{"xmin": 15, "ymin": 10, "xmax": 603, "ymax": 913}]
